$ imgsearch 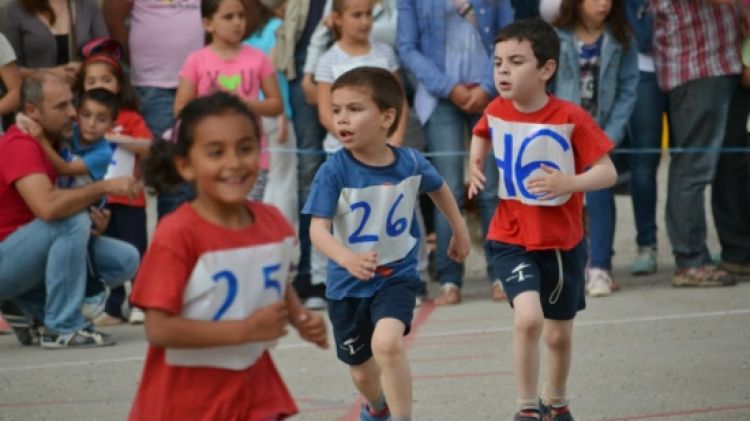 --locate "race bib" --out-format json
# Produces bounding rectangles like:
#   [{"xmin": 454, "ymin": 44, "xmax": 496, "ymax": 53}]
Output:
[
  {"xmin": 333, "ymin": 176, "xmax": 420, "ymax": 266},
  {"xmin": 165, "ymin": 237, "xmax": 294, "ymax": 370},
  {"xmin": 488, "ymin": 116, "xmax": 575, "ymax": 206},
  {"xmin": 104, "ymin": 145, "xmax": 136, "ymax": 180}
]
